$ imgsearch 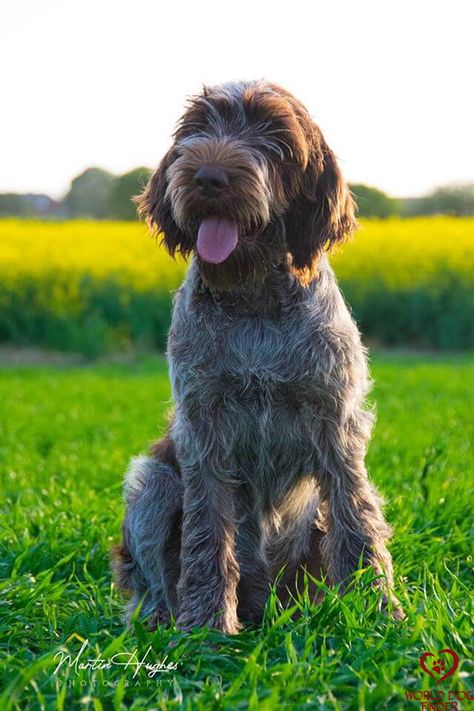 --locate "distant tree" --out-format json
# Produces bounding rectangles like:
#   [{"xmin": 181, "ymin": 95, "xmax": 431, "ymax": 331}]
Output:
[
  {"xmin": 350, "ymin": 183, "xmax": 400, "ymax": 218},
  {"xmin": 416, "ymin": 184, "xmax": 474, "ymax": 216},
  {"xmin": 64, "ymin": 167, "xmax": 115, "ymax": 218},
  {"xmin": 109, "ymin": 167, "xmax": 151, "ymax": 220},
  {"xmin": 0, "ymin": 194, "xmax": 31, "ymax": 216},
  {"xmin": 398, "ymin": 197, "xmax": 425, "ymax": 217}
]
